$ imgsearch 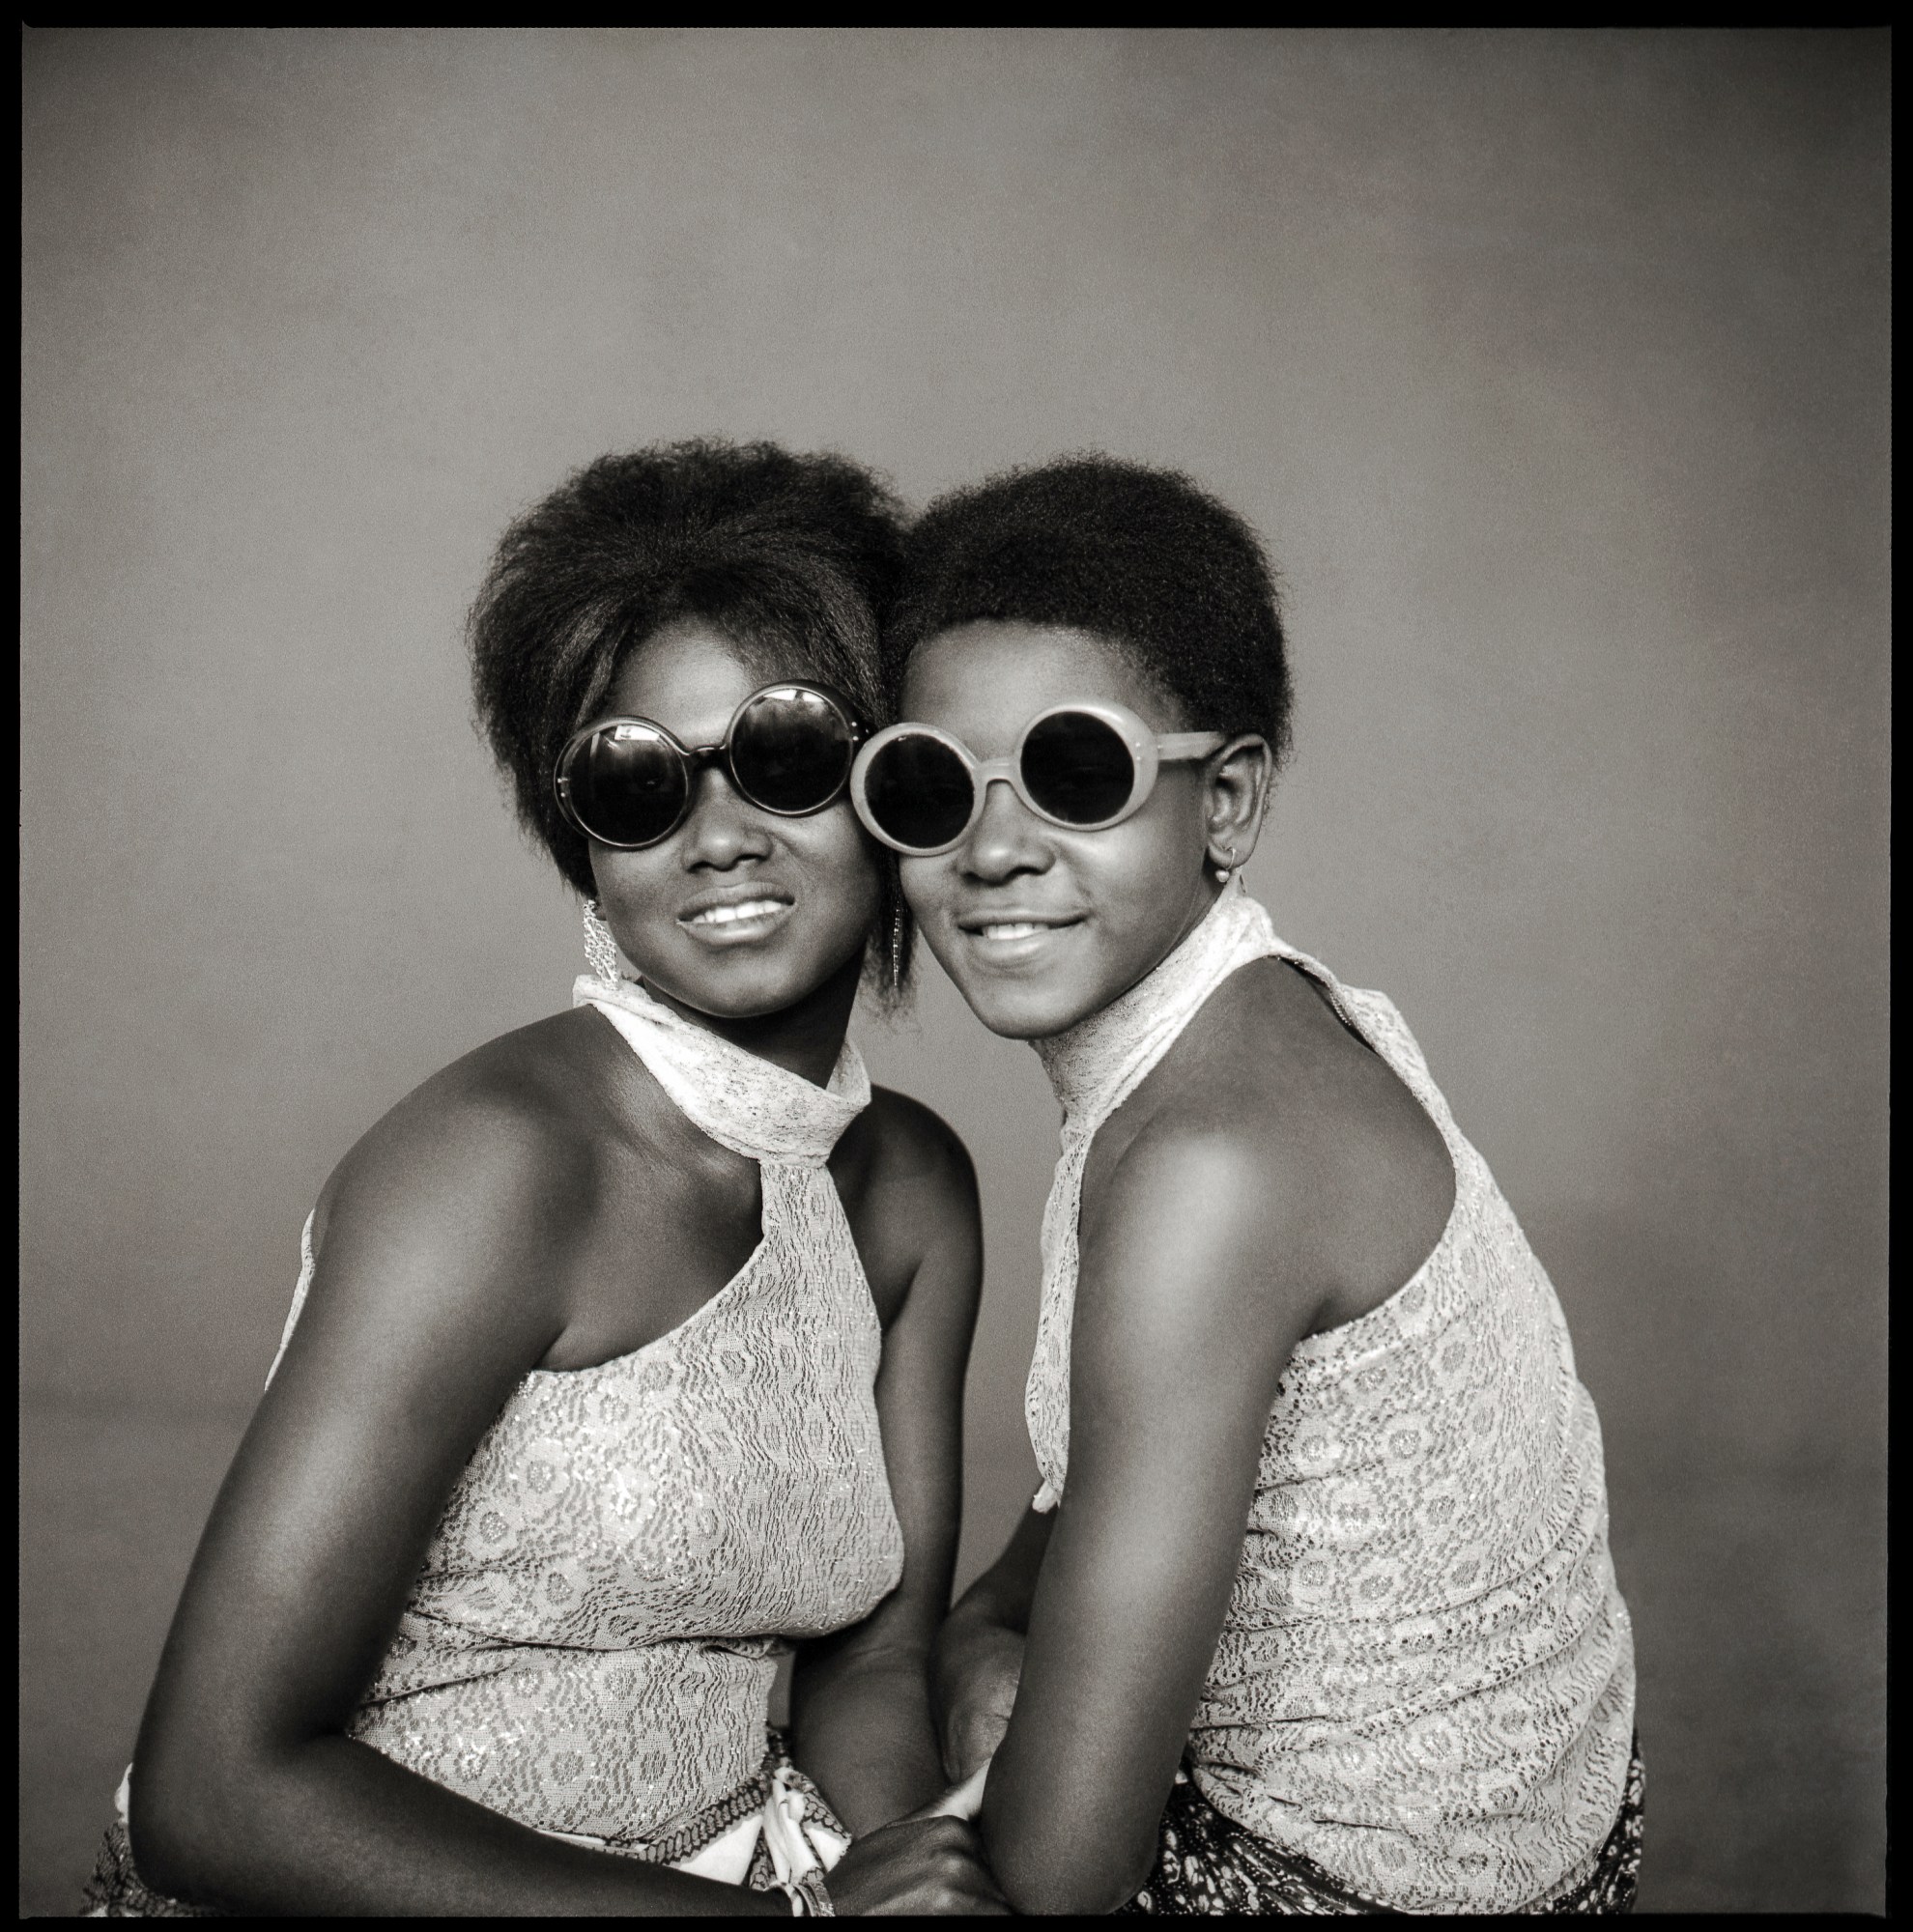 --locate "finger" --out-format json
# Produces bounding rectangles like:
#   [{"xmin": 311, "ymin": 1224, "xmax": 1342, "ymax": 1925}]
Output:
[
  {"xmin": 946, "ymin": 1711, "xmax": 1011, "ymax": 1782},
  {"xmin": 928, "ymin": 1759, "xmax": 990, "ymax": 1821},
  {"xmin": 928, "ymin": 1890, "xmax": 1011, "ymax": 1917},
  {"xmin": 899, "ymin": 1792, "xmax": 964, "ymax": 1827}
]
